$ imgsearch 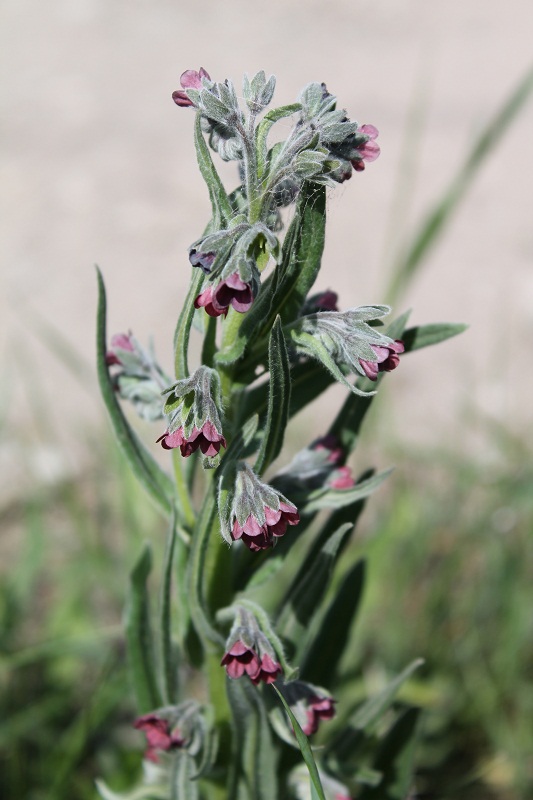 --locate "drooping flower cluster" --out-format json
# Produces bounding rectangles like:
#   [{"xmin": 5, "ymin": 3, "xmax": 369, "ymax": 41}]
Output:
[
  {"xmin": 272, "ymin": 434, "xmax": 355, "ymax": 504},
  {"xmin": 219, "ymin": 461, "xmax": 299, "ymax": 551},
  {"xmin": 158, "ymin": 366, "xmax": 226, "ymax": 465},
  {"xmin": 221, "ymin": 607, "xmax": 282, "ymax": 685},
  {"xmin": 105, "ymin": 332, "xmax": 170, "ymax": 421},
  {"xmin": 280, "ymin": 680, "xmax": 336, "ymax": 736},
  {"xmin": 290, "ymin": 305, "xmax": 404, "ymax": 394},
  {"xmin": 134, "ymin": 701, "xmax": 205, "ymax": 763}
]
